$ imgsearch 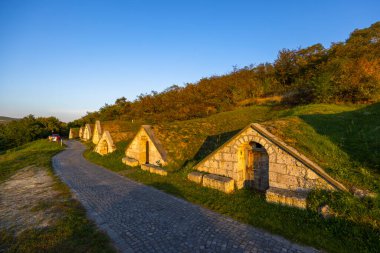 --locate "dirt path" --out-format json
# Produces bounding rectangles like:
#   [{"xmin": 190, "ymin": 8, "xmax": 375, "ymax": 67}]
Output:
[{"xmin": 0, "ymin": 166, "xmax": 62, "ymax": 235}]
